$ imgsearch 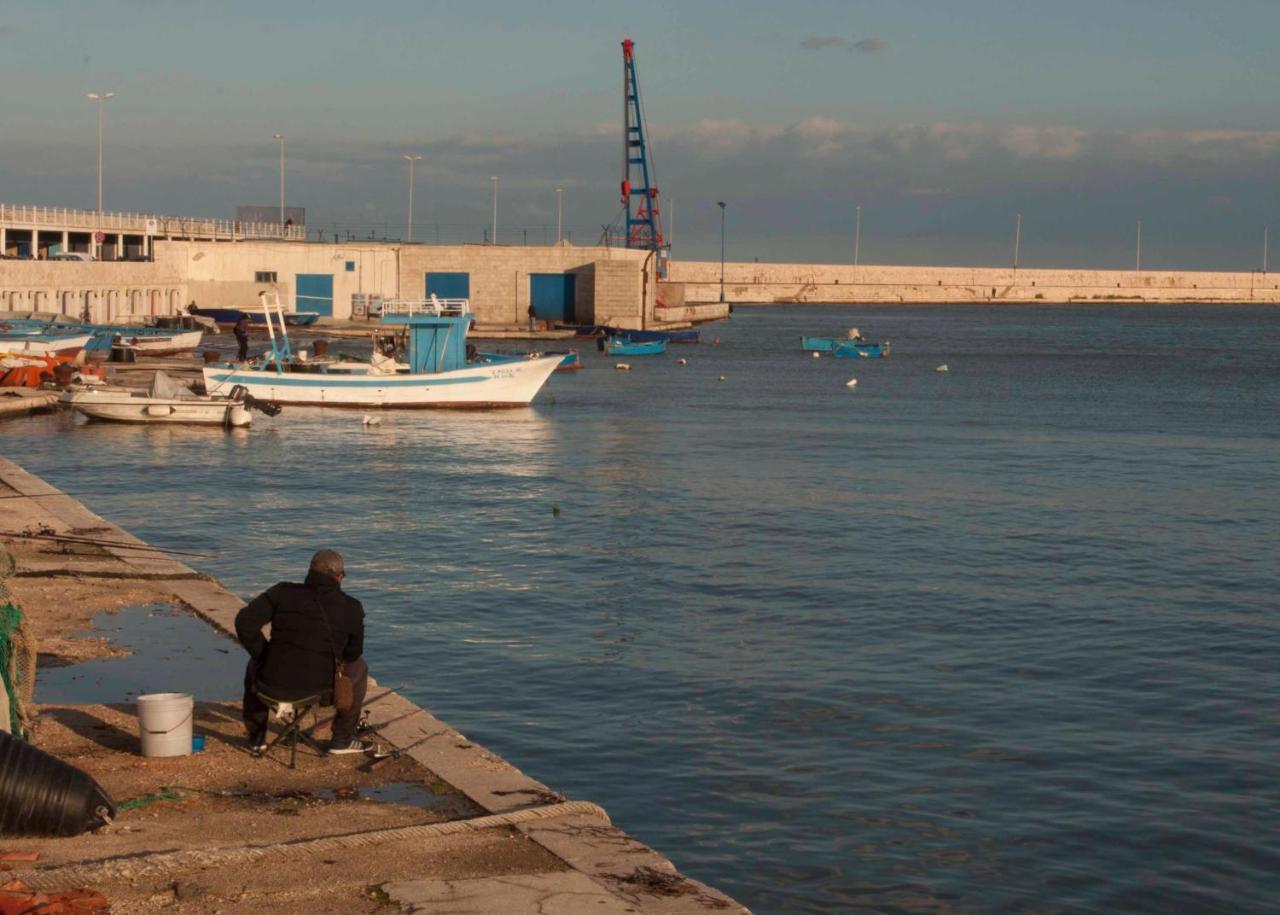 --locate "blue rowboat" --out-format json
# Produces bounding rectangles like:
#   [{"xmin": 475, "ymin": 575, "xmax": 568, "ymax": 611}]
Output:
[
  {"xmin": 802, "ymin": 336, "xmax": 891, "ymax": 358},
  {"xmin": 605, "ymin": 327, "xmax": 701, "ymax": 344},
  {"xmin": 476, "ymin": 350, "xmax": 581, "ymax": 372},
  {"xmin": 800, "ymin": 336, "xmax": 837, "ymax": 352},
  {"xmin": 604, "ymin": 337, "xmax": 666, "ymax": 356},
  {"xmin": 832, "ymin": 340, "xmax": 890, "ymax": 358}
]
